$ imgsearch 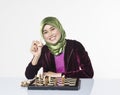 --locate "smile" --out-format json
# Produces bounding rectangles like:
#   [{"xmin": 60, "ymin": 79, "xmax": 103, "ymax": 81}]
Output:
[{"xmin": 49, "ymin": 36, "xmax": 56, "ymax": 41}]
